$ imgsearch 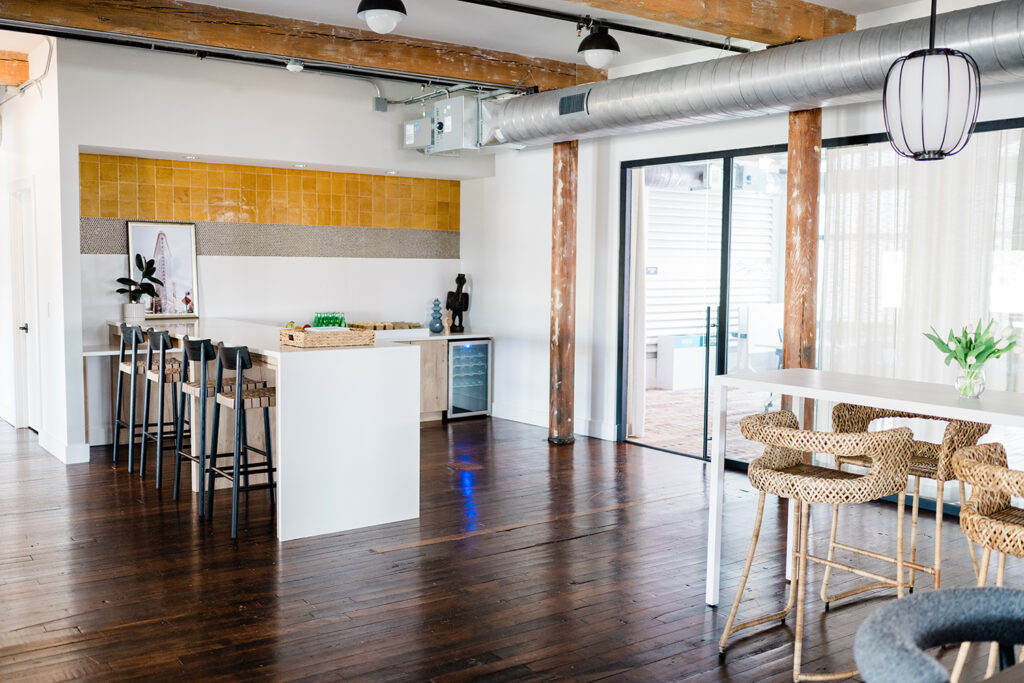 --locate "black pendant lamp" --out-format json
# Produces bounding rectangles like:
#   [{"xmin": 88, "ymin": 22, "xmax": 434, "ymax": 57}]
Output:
[
  {"xmin": 882, "ymin": 0, "xmax": 981, "ymax": 161},
  {"xmin": 357, "ymin": 0, "xmax": 407, "ymax": 34},
  {"xmin": 578, "ymin": 25, "xmax": 620, "ymax": 69}
]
